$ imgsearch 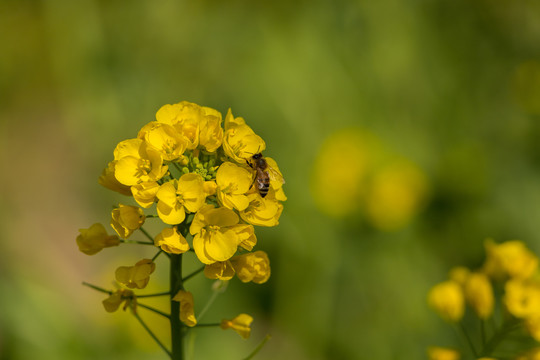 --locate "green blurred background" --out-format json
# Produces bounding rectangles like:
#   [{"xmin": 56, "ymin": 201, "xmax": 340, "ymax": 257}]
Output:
[{"xmin": 2, "ymin": 0, "xmax": 540, "ymax": 359}]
